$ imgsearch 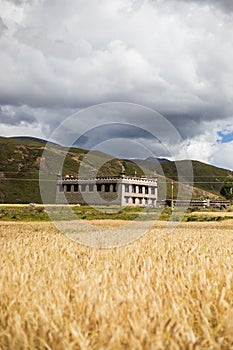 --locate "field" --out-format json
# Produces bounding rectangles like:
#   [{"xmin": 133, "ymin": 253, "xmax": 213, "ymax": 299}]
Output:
[{"xmin": 1, "ymin": 220, "xmax": 233, "ymax": 349}]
